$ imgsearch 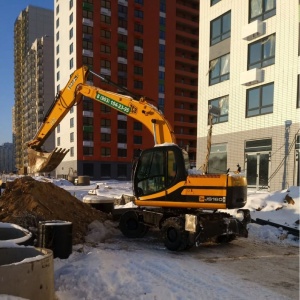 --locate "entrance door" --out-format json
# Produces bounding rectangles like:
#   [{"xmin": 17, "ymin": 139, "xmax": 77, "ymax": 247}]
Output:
[{"xmin": 246, "ymin": 152, "xmax": 270, "ymax": 190}]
